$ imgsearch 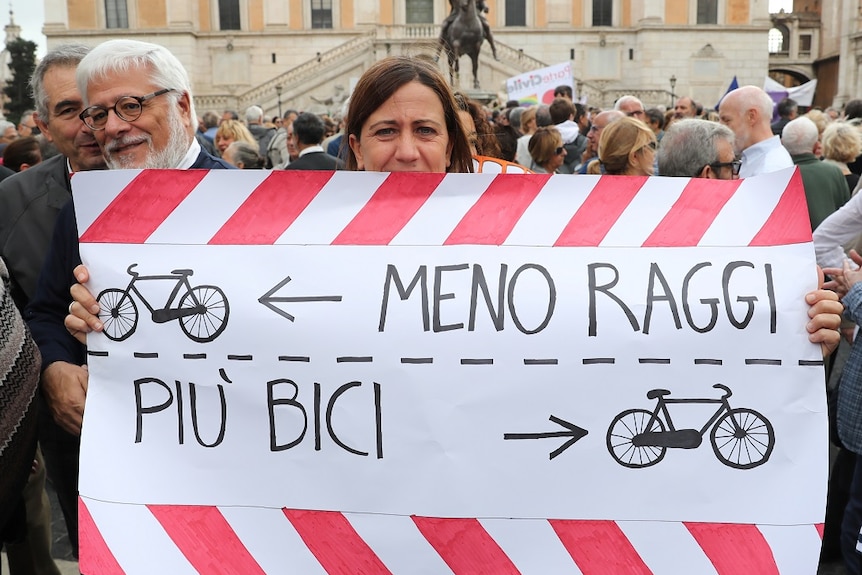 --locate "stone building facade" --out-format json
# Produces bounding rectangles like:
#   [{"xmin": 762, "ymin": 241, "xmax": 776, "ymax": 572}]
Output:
[{"xmin": 43, "ymin": 0, "xmax": 770, "ymax": 117}]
